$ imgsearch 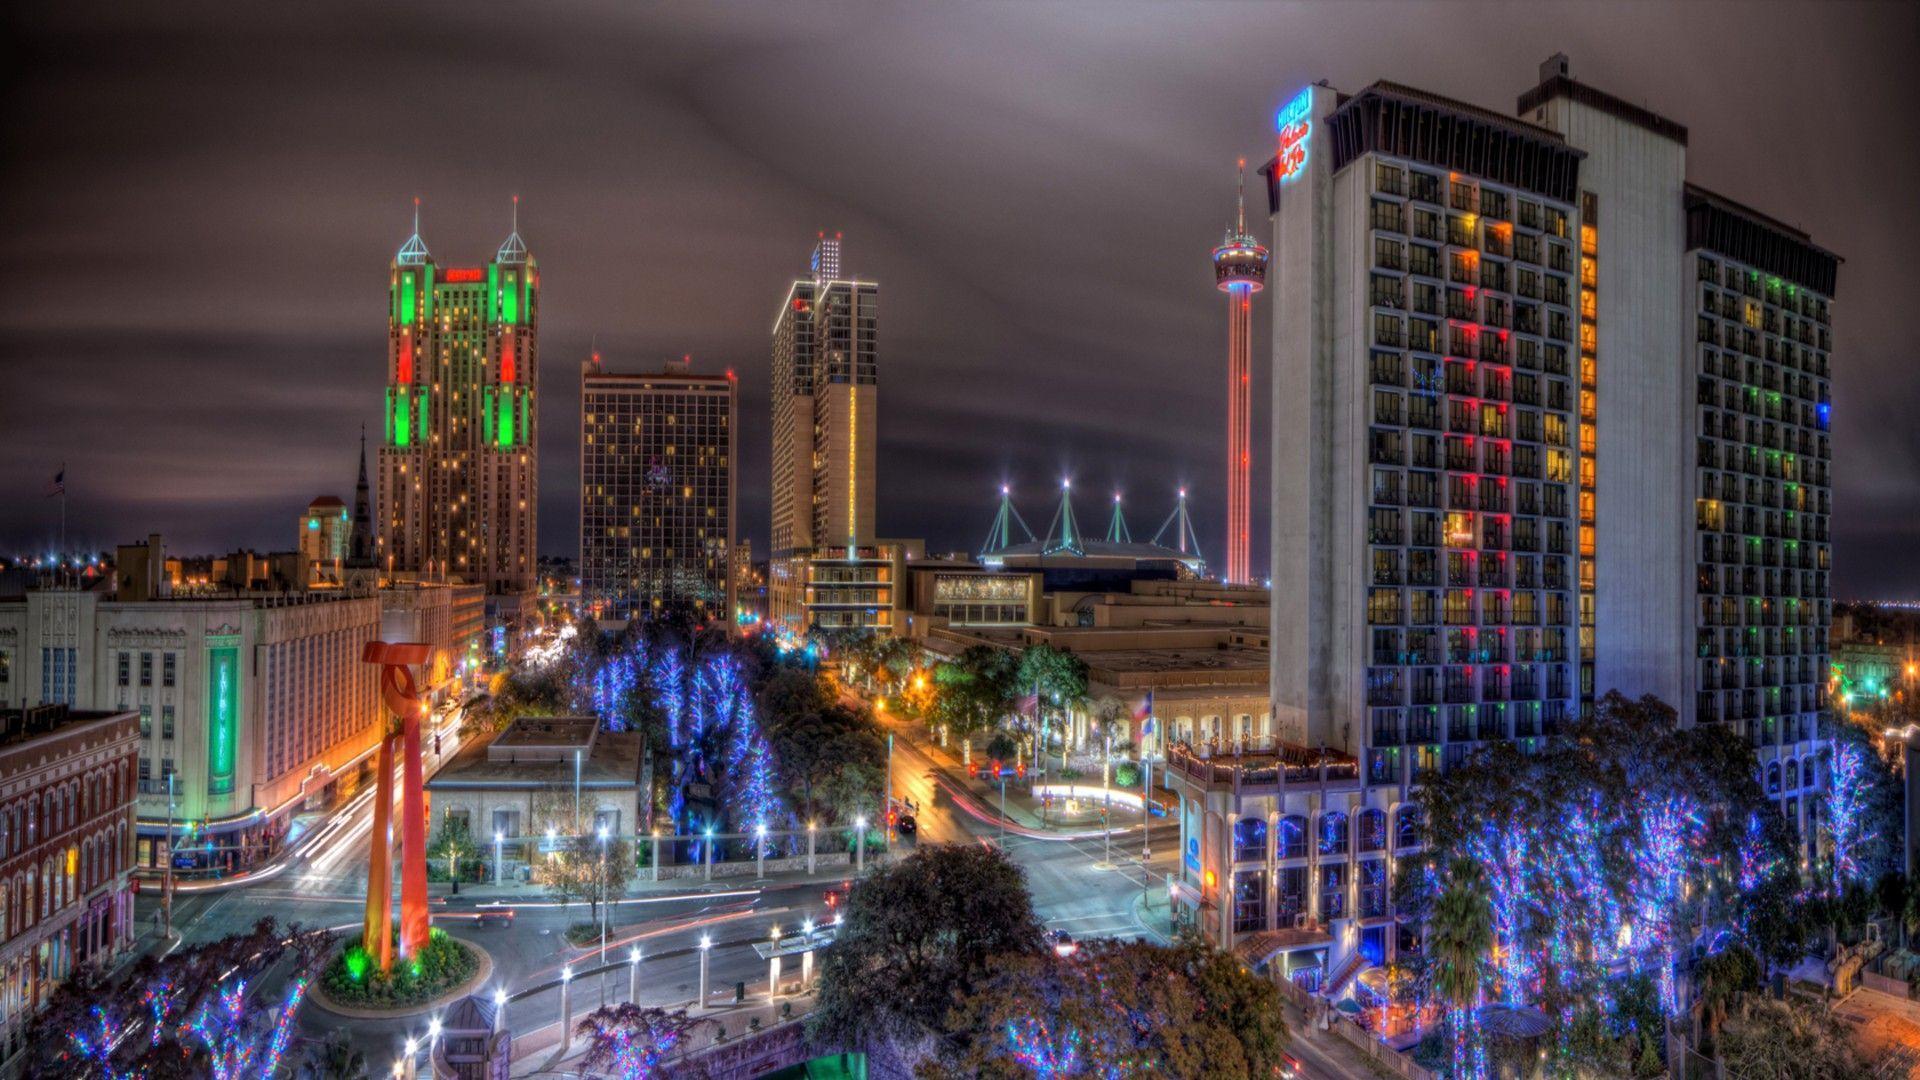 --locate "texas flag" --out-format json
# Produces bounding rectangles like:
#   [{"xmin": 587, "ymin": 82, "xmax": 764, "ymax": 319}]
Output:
[{"xmin": 1133, "ymin": 689, "xmax": 1155, "ymax": 736}]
